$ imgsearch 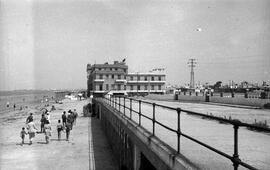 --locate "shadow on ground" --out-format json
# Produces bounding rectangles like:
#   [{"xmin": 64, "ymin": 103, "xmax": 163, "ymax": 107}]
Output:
[{"xmin": 91, "ymin": 117, "xmax": 118, "ymax": 170}]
